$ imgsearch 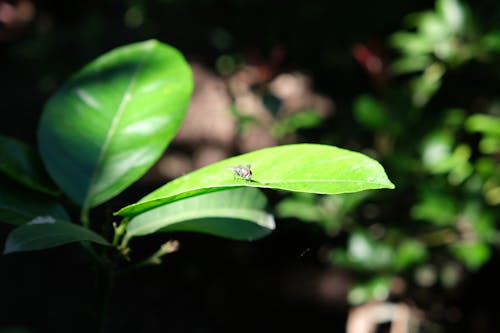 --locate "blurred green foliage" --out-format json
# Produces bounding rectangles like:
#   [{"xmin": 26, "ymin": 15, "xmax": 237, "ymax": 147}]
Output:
[{"xmin": 277, "ymin": 0, "xmax": 500, "ymax": 310}]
